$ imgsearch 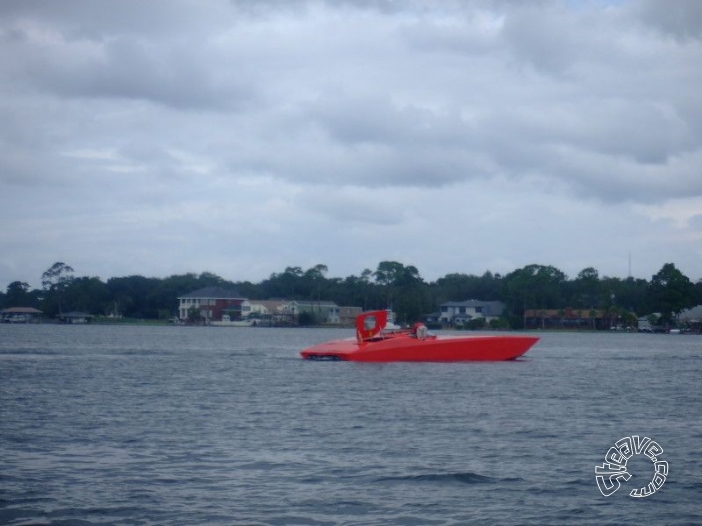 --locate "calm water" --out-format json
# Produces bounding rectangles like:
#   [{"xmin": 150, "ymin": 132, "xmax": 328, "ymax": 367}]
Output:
[{"xmin": 1, "ymin": 324, "xmax": 700, "ymax": 525}]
